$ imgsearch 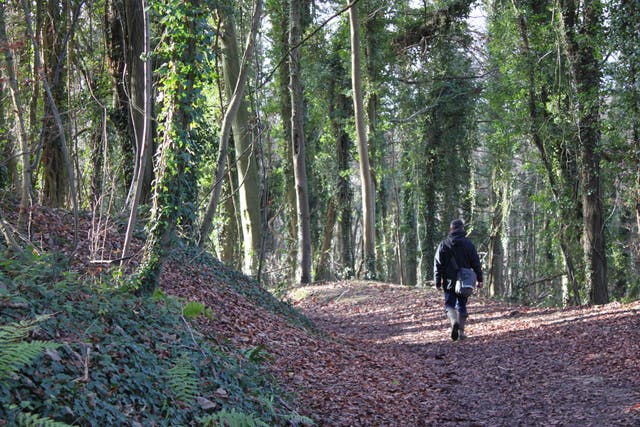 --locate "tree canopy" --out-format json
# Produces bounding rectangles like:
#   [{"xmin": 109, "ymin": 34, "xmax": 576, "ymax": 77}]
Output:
[{"xmin": 0, "ymin": 0, "xmax": 638, "ymax": 305}]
